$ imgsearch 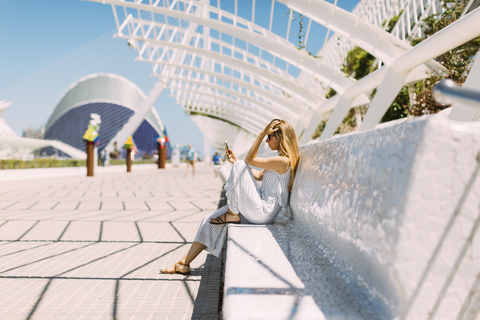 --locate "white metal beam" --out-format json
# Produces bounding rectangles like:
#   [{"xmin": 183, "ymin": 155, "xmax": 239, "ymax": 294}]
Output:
[
  {"xmin": 139, "ymin": 57, "xmax": 305, "ymax": 115},
  {"xmin": 277, "ymin": 0, "xmax": 411, "ymax": 65},
  {"xmin": 103, "ymin": 81, "xmax": 165, "ymax": 158},
  {"xmin": 120, "ymin": 33, "xmax": 324, "ymax": 107},
  {"xmin": 167, "ymin": 75, "xmax": 291, "ymax": 119},
  {"xmin": 87, "ymin": 0, "xmax": 358, "ymax": 94}
]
